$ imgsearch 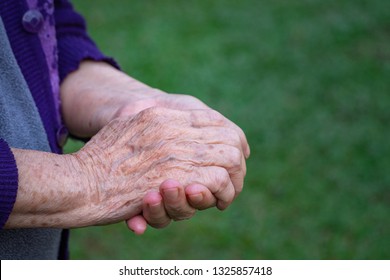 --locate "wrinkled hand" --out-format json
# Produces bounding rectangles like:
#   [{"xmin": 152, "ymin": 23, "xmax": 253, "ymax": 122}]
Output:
[
  {"xmin": 74, "ymin": 107, "xmax": 249, "ymax": 227},
  {"xmin": 118, "ymin": 94, "xmax": 220, "ymax": 233},
  {"xmin": 61, "ymin": 61, "xmax": 249, "ymax": 231},
  {"xmin": 122, "ymin": 94, "xmax": 249, "ymax": 234},
  {"xmin": 111, "ymin": 92, "xmax": 249, "ymax": 234}
]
